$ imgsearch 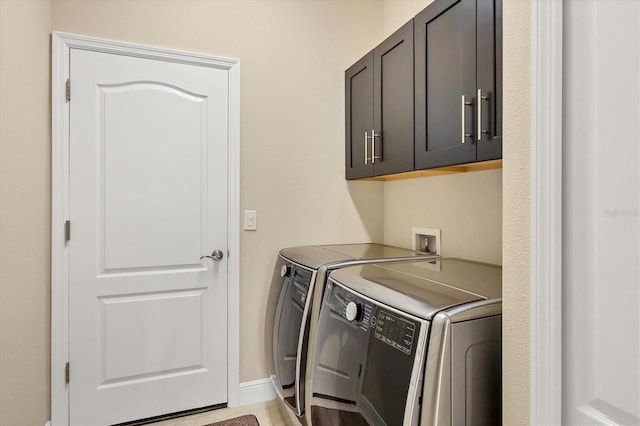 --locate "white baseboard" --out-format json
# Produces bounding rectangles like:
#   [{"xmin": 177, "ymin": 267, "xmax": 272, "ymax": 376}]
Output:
[
  {"xmin": 237, "ymin": 377, "xmax": 277, "ymax": 407},
  {"xmin": 45, "ymin": 381, "xmax": 275, "ymax": 419},
  {"xmin": 45, "ymin": 421, "xmax": 51, "ymax": 426}
]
